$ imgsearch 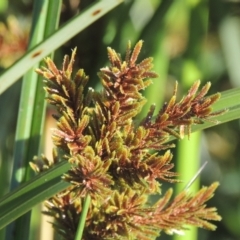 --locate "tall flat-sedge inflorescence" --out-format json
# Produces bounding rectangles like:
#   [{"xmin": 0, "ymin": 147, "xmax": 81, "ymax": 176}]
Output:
[{"xmin": 32, "ymin": 40, "xmax": 223, "ymax": 240}]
